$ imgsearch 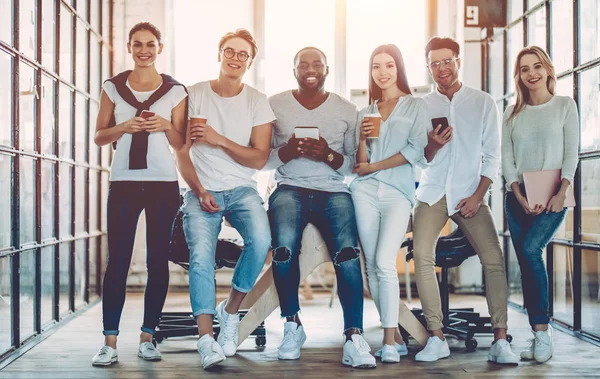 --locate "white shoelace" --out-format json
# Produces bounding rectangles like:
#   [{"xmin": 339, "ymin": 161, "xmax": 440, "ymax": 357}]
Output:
[
  {"xmin": 98, "ymin": 346, "xmax": 111, "ymax": 356},
  {"xmin": 221, "ymin": 317, "xmax": 238, "ymax": 342},
  {"xmin": 534, "ymin": 332, "xmax": 549, "ymax": 347},
  {"xmin": 280, "ymin": 328, "xmax": 297, "ymax": 348},
  {"xmin": 352, "ymin": 336, "xmax": 371, "ymax": 354}
]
